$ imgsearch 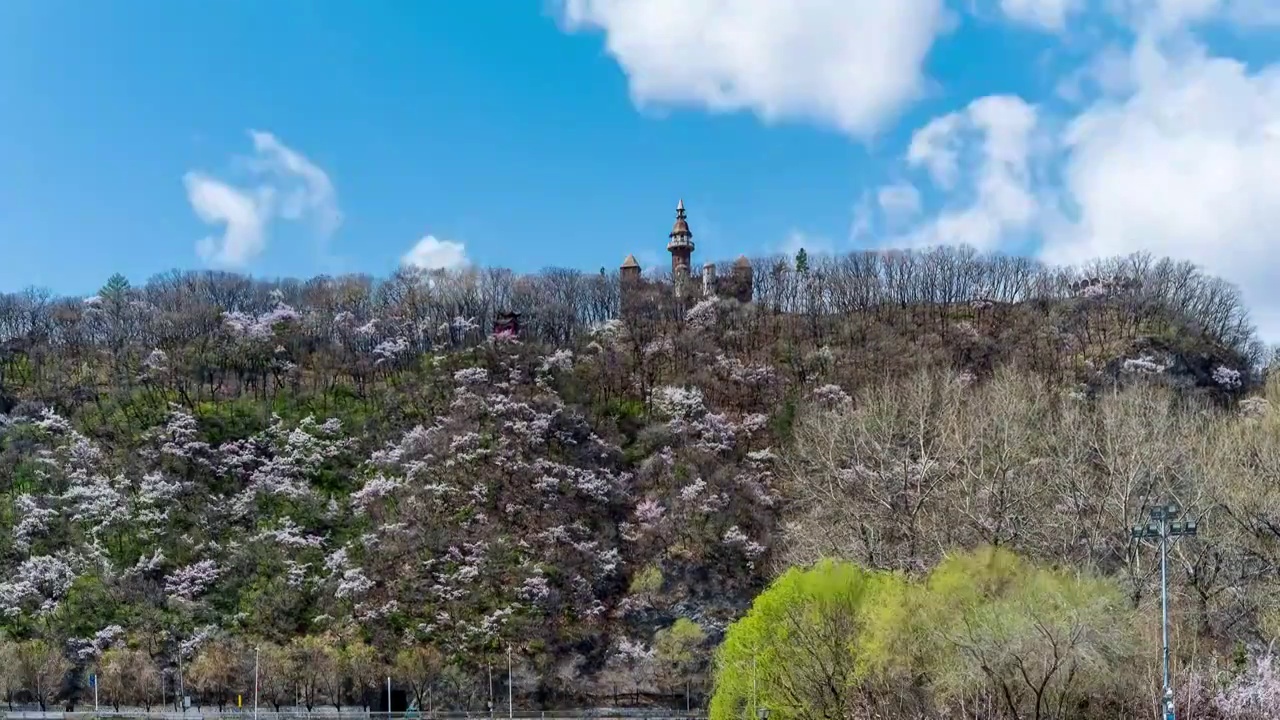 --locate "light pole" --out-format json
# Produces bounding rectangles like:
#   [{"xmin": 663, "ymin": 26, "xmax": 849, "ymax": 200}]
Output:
[
  {"xmin": 253, "ymin": 646, "xmax": 260, "ymax": 720},
  {"xmin": 506, "ymin": 645, "xmax": 513, "ymax": 720},
  {"xmin": 1131, "ymin": 501, "xmax": 1198, "ymax": 720},
  {"xmin": 177, "ymin": 636, "xmax": 186, "ymax": 713},
  {"xmin": 751, "ymin": 650, "xmax": 760, "ymax": 720}
]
